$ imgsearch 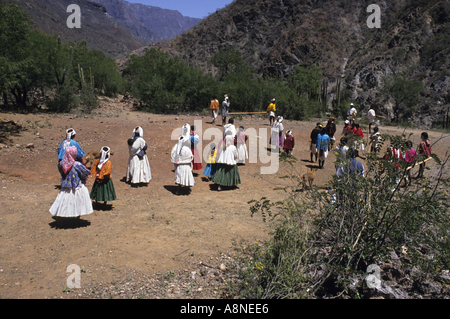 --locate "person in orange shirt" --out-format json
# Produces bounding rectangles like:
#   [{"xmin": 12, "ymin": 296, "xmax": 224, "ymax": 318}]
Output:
[
  {"xmin": 90, "ymin": 146, "xmax": 116, "ymax": 207},
  {"xmin": 210, "ymin": 96, "xmax": 219, "ymax": 124}
]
